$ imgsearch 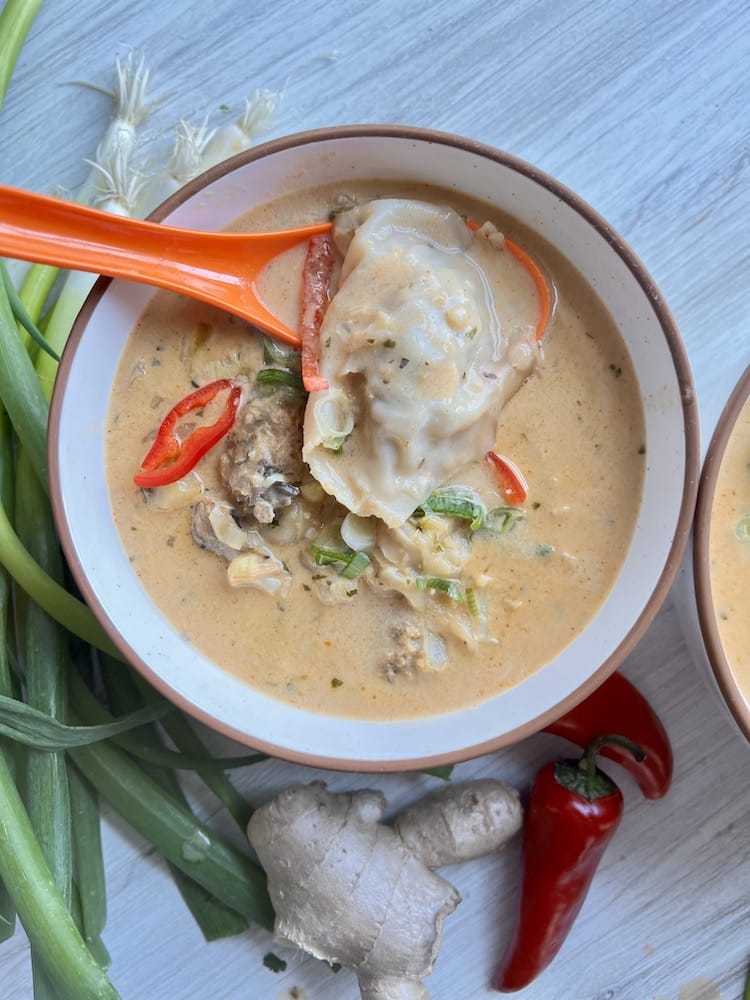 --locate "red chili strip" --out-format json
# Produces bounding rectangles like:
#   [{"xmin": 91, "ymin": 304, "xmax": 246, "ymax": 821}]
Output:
[
  {"xmin": 134, "ymin": 379, "xmax": 242, "ymax": 488},
  {"xmin": 466, "ymin": 219, "xmax": 552, "ymax": 341},
  {"xmin": 492, "ymin": 734, "xmax": 643, "ymax": 992},
  {"xmin": 543, "ymin": 671, "xmax": 673, "ymax": 800},
  {"xmin": 485, "ymin": 451, "xmax": 528, "ymax": 505},
  {"xmin": 299, "ymin": 233, "xmax": 335, "ymax": 393}
]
